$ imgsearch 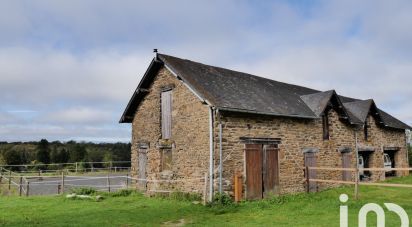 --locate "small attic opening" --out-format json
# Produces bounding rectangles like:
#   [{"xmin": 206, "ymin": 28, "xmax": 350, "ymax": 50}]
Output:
[{"xmin": 322, "ymin": 112, "xmax": 330, "ymax": 140}]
